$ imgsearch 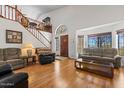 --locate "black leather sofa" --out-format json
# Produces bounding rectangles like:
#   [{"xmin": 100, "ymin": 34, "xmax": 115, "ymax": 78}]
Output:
[
  {"xmin": 39, "ymin": 53, "xmax": 55, "ymax": 64},
  {"xmin": 0, "ymin": 64, "xmax": 28, "ymax": 88}
]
